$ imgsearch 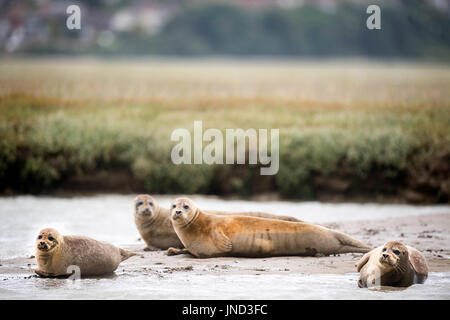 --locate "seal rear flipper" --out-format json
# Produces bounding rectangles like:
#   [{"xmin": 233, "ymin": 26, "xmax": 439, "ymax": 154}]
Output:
[
  {"xmin": 213, "ymin": 230, "xmax": 232, "ymax": 253},
  {"xmin": 336, "ymin": 232, "xmax": 372, "ymax": 253},
  {"xmin": 355, "ymin": 249, "xmax": 375, "ymax": 272},
  {"xmin": 119, "ymin": 248, "xmax": 137, "ymax": 261}
]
